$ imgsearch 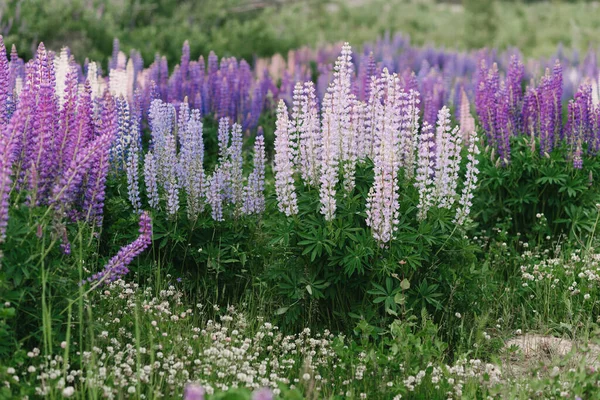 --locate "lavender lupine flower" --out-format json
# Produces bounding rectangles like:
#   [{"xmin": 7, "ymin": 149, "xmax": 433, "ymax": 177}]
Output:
[
  {"xmin": 273, "ymin": 100, "xmax": 298, "ymax": 216},
  {"xmin": 365, "ymin": 69, "xmax": 403, "ymax": 244},
  {"xmin": 228, "ymin": 123, "xmax": 245, "ymax": 213},
  {"xmin": 299, "ymin": 81, "xmax": 322, "ymax": 186},
  {"xmin": 319, "ymin": 43, "xmax": 353, "ymax": 220},
  {"xmin": 86, "ymin": 211, "xmax": 152, "ymax": 285},
  {"xmin": 183, "ymin": 383, "xmax": 205, "ymax": 400},
  {"xmin": 207, "ymin": 169, "xmax": 225, "ymax": 221},
  {"xmin": 126, "ymin": 141, "xmax": 142, "ymax": 213},
  {"xmin": 433, "ymin": 107, "xmax": 462, "ymax": 209},
  {"xmin": 415, "ymin": 122, "xmax": 436, "ymax": 221},
  {"xmin": 495, "ymin": 88, "xmax": 512, "ymax": 164},
  {"xmin": 0, "ymin": 36, "xmax": 9, "ymax": 125},
  {"xmin": 179, "ymin": 109, "xmax": 205, "ymax": 220},
  {"xmin": 110, "ymin": 95, "xmax": 131, "ymax": 170},
  {"xmin": 243, "ymin": 130, "xmax": 266, "ymax": 215},
  {"xmin": 144, "ymin": 151, "xmax": 160, "ymax": 209},
  {"xmin": 454, "ymin": 130, "xmax": 480, "ymax": 225},
  {"xmin": 217, "ymin": 117, "xmax": 230, "ymax": 163}
]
